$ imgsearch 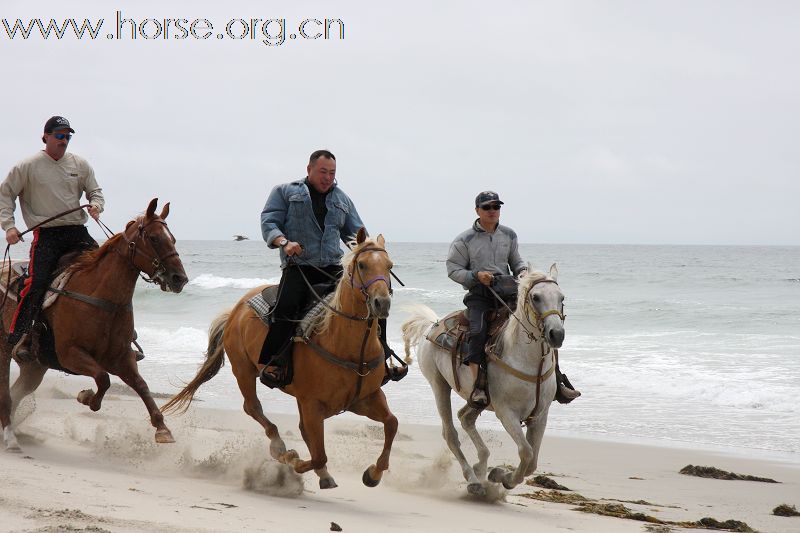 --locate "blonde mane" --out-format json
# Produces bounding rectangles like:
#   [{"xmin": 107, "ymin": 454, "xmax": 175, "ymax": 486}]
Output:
[
  {"xmin": 316, "ymin": 237, "xmax": 381, "ymax": 335},
  {"xmin": 497, "ymin": 269, "xmax": 548, "ymax": 351}
]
